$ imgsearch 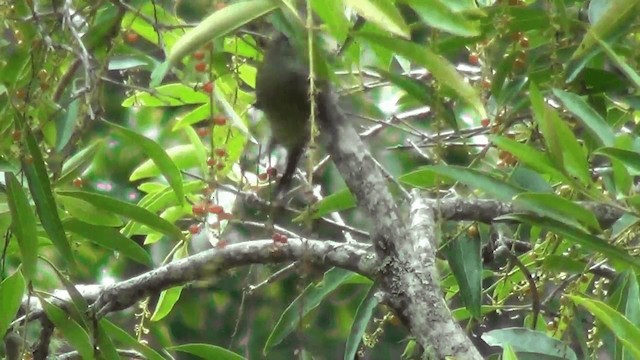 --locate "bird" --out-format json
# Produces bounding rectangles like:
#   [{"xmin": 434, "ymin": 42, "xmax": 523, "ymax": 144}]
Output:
[{"xmin": 254, "ymin": 33, "xmax": 318, "ymax": 200}]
